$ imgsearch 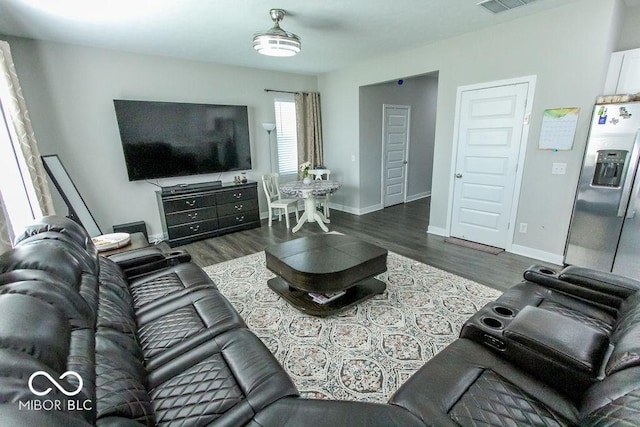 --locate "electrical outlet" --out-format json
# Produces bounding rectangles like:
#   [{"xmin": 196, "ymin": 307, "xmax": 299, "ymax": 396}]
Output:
[
  {"xmin": 552, "ymin": 163, "xmax": 567, "ymax": 175},
  {"xmin": 519, "ymin": 223, "xmax": 528, "ymax": 233}
]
